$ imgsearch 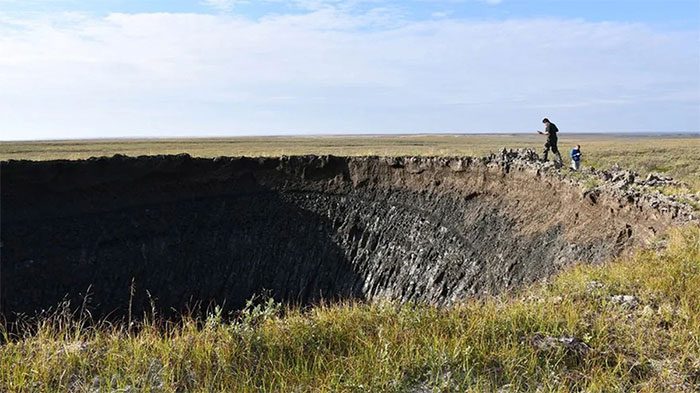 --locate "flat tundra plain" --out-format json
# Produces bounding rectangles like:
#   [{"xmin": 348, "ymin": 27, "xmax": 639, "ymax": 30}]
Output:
[{"xmin": 2, "ymin": 133, "xmax": 699, "ymax": 191}]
